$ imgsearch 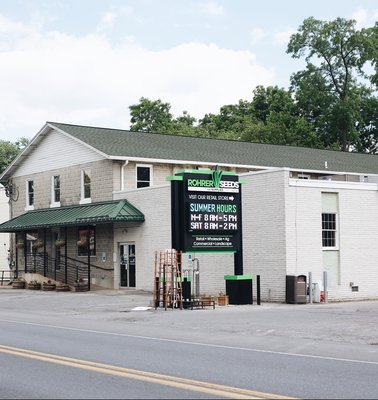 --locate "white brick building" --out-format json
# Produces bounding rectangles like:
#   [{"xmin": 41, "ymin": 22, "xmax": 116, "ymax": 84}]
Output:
[{"xmin": 0, "ymin": 122, "xmax": 377, "ymax": 302}]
